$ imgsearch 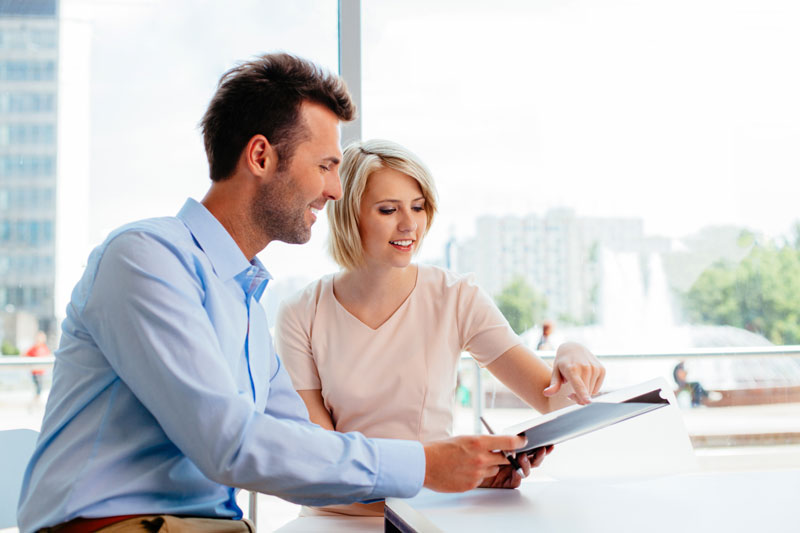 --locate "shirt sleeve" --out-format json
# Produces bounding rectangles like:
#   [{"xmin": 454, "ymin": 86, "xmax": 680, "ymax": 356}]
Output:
[
  {"xmin": 274, "ymin": 290, "xmax": 322, "ymax": 390},
  {"xmin": 456, "ymin": 274, "xmax": 522, "ymax": 367},
  {"xmin": 80, "ymin": 231, "xmax": 424, "ymax": 505}
]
